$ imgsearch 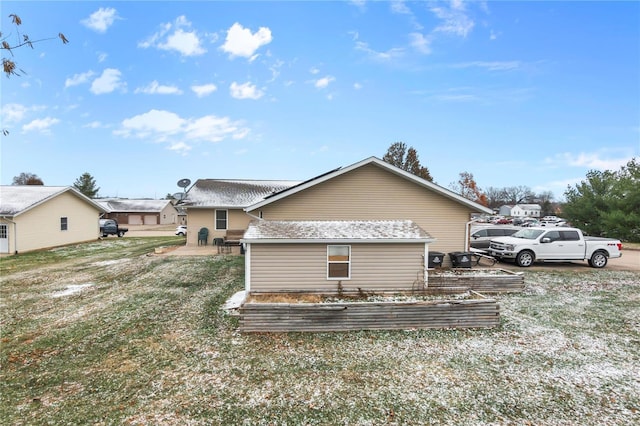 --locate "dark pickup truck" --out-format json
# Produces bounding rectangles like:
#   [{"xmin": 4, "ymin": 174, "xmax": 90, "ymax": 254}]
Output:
[{"xmin": 99, "ymin": 219, "xmax": 128, "ymax": 238}]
